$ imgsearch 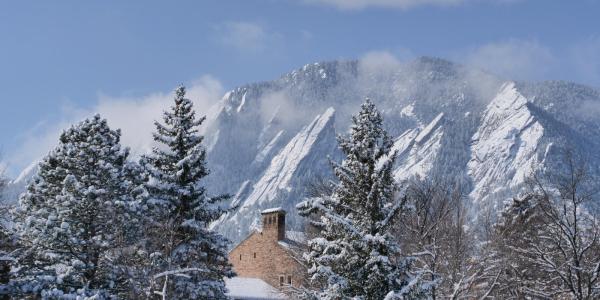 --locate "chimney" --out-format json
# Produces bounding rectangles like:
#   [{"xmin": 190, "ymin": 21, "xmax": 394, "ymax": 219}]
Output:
[{"xmin": 261, "ymin": 208, "xmax": 286, "ymax": 241}]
